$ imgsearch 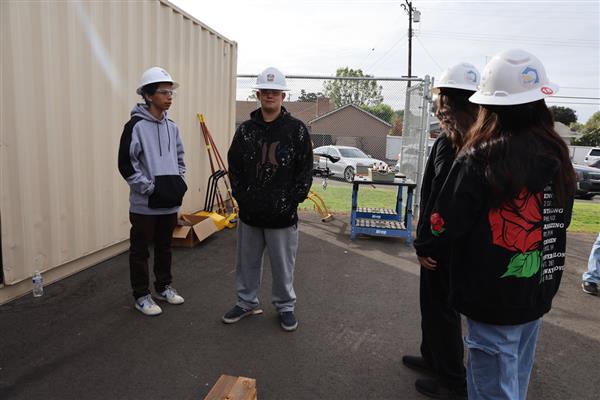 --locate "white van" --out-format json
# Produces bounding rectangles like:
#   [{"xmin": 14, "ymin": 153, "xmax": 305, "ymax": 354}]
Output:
[{"xmin": 583, "ymin": 147, "xmax": 600, "ymax": 166}]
